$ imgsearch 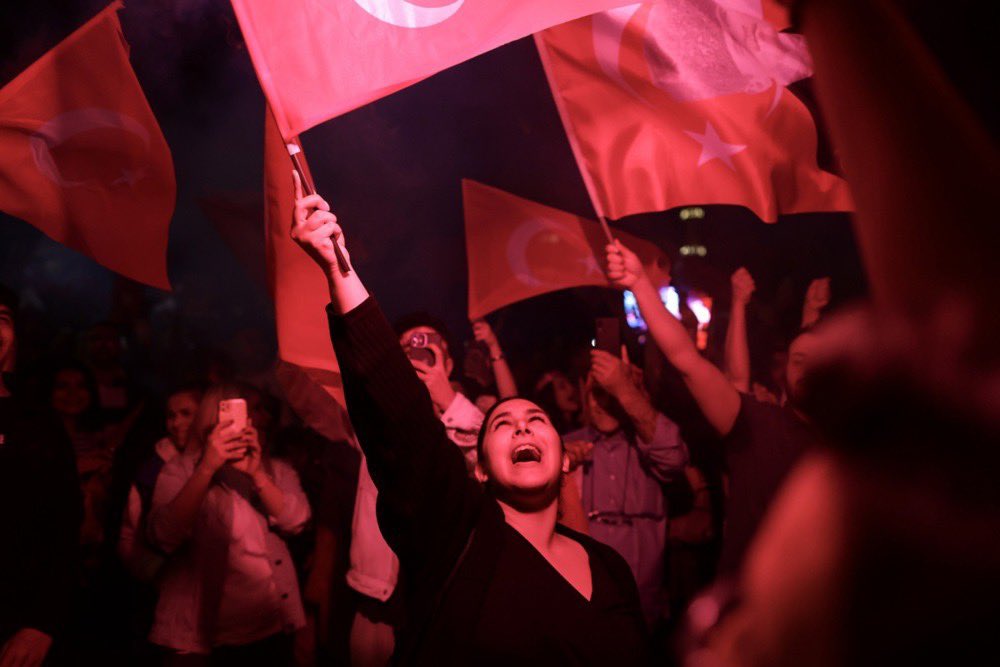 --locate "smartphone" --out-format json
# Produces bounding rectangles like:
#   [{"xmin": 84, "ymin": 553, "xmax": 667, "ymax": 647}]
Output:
[
  {"xmin": 404, "ymin": 331, "xmax": 443, "ymax": 366},
  {"xmin": 218, "ymin": 398, "xmax": 248, "ymax": 432},
  {"xmin": 594, "ymin": 317, "xmax": 621, "ymax": 356}
]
